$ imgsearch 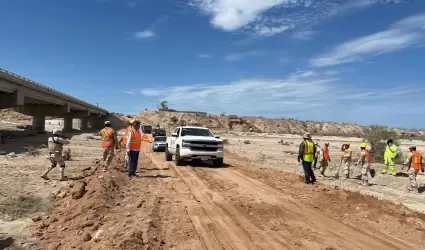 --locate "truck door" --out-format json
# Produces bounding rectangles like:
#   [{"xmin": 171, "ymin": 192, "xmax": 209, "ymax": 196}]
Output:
[{"xmin": 170, "ymin": 128, "xmax": 180, "ymax": 152}]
